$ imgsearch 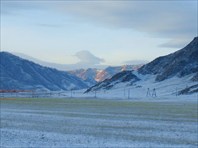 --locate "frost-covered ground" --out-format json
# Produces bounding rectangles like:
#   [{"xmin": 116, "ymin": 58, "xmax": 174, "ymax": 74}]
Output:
[
  {"xmin": 1, "ymin": 74, "xmax": 197, "ymax": 101},
  {"xmin": 83, "ymin": 74, "xmax": 198, "ymax": 100},
  {"xmin": 1, "ymin": 97, "xmax": 197, "ymax": 147}
]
